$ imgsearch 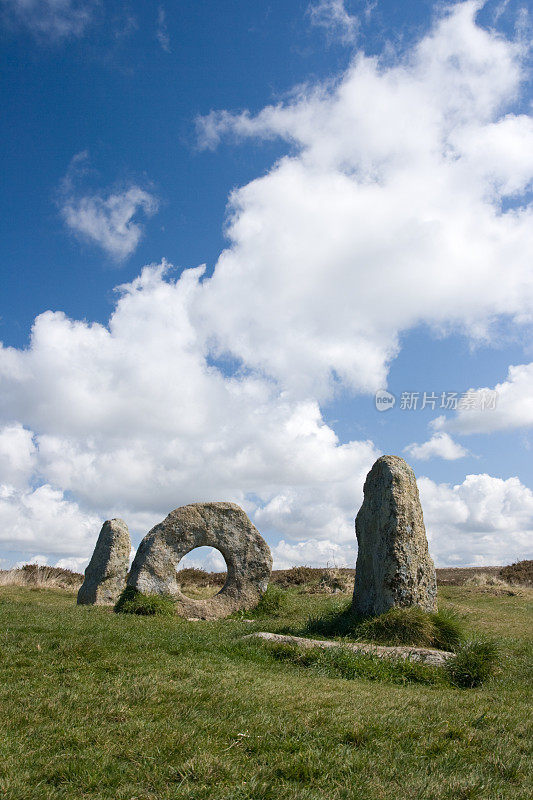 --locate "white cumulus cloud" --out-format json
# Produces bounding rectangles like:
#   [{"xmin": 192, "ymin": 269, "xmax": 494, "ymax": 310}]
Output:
[
  {"xmin": 271, "ymin": 538, "xmax": 356, "ymax": 569},
  {"xmin": 420, "ymin": 473, "xmax": 533, "ymax": 566},
  {"xmin": 0, "ymin": 483, "xmax": 100, "ymax": 557},
  {"xmin": 60, "ymin": 153, "xmax": 159, "ymax": 261},
  {"xmin": 54, "ymin": 555, "xmax": 90, "ymax": 572},
  {"xmin": 0, "ymin": 261, "xmax": 379, "ymax": 563},
  {"xmin": 0, "ymin": 424, "xmax": 36, "ymax": 487},
  {"xmin": 195, "ymin": 1, "xmax": 533, "ymax": 401},
  {"xmin": 61, "ymin": 186, "xmax": 158, "ymax": 262},
  {"xmin": 404, "ymin": 432, "xmax": 470, "ymax": 461},
  {"xmin": 435, "ymin": 362, "xmax": 533, "ymax": 434}
]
